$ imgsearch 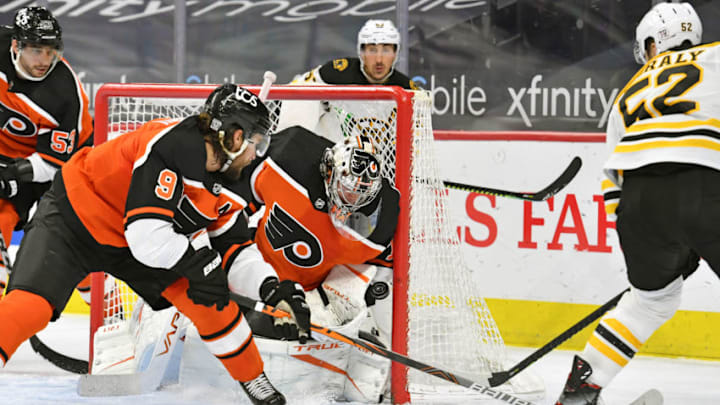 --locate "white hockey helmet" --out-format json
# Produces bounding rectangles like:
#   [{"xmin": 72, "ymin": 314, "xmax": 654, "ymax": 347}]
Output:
[
  {"xmin": 320, "ymin": 135, "xmax": 382, "ymax": 239},
  {"xmin": 357, "ymin": 19, "xmax": 401, "ymax": 80},
  {"xmin": 634, "ymin": 2, "xmax": 702, "ymax": 64}
]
